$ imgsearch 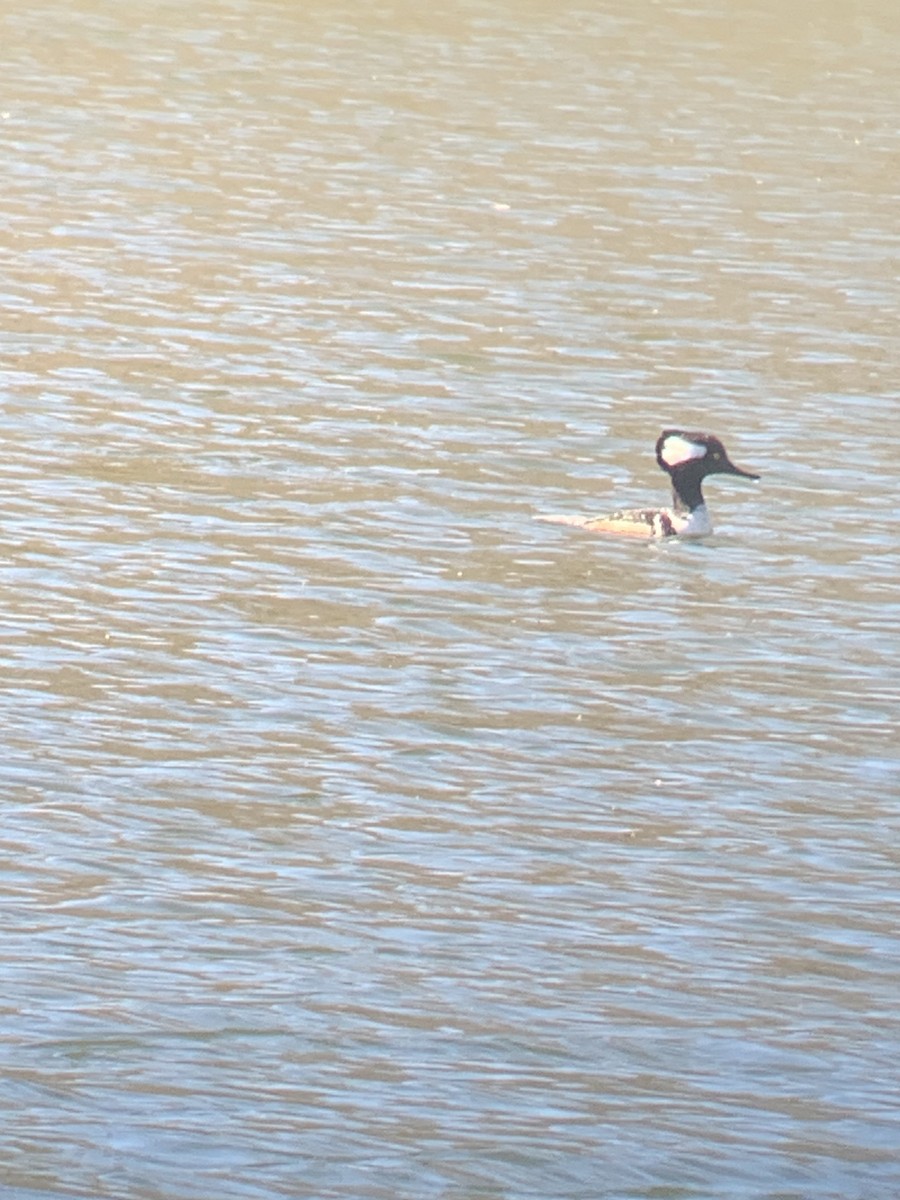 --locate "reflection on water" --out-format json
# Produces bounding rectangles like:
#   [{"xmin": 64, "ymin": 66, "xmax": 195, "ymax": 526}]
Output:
[{"xmin": 1, "ymin": 0, "xmax": 899, "ymax": 1197}]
